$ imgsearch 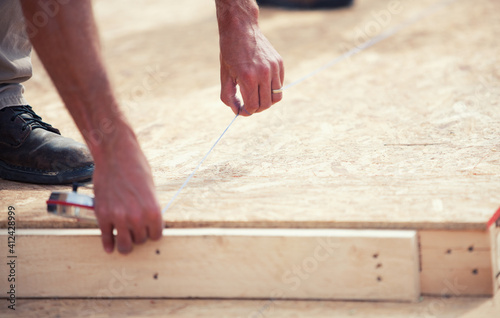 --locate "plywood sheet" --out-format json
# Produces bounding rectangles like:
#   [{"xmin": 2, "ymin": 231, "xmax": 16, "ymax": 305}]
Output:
[{"xmin": 1, "ymin": 0, "xmax": 500, "ymax": 230}]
